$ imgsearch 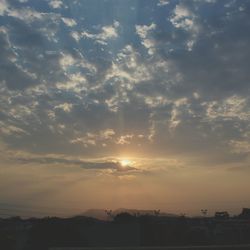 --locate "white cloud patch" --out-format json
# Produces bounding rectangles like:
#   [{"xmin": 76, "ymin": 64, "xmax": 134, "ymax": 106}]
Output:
[
  {"xmin": 62, "ymin": 17, "xmax": 77, "ymax": 27},
  {"xmin": 59, "ymin": 53, "xmax": 76, "ymax": 69},
  {"xmin": 49, "ymin": 0, "xmax": 63, "ymax": 9},
  {"xmin": 81, "ymin": 21, "xmax": 120, "ymax": 44},
  {"xmin": 135, "ymin": 23, "xmax": 156, "ymax": 55},
  {"xmin": 0, "ymin": 122, "xmax": 29, "ymax": 136},
  {"xmin": 157, "ymin": 0, "xmax": 169, "ymax": 7},
  {"xmin": 56, "ymin": 73, "xmax": 87, "ymax": 93},
  {"xmin": 116, "ymin": 134, "xmax": 134, "ymax": 145},
  {"xmin": 59, "ymin": 52, "xmax": 96, "ymax": 74},
  {"xmin": 54, "ymin": 103, "xmax": 73, "ymax": 113},
  {"xmin": 170, "ymin": 3, "xmax": 200, "ymax": 50},
  {"xmin": 71, "ymin": 31, "xmax": 81, "ymax": 42},
  {"xmin": 70, "ymin": 129, "xmax": 116, "ymax": 148},
  {"xmin": 205, "ymin": 95, "xmax": 249, "ymax": 121},
  {"xmin": 106, "ymin": 45, "xmax": 152, "ymax": 84},
  {"xmin": 6, "ymin": 7, "xmax": 45, "ymax": 22},
  {"xmin": 169, "ymin": 98, "xmax": 189, "ymax": 131}
]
